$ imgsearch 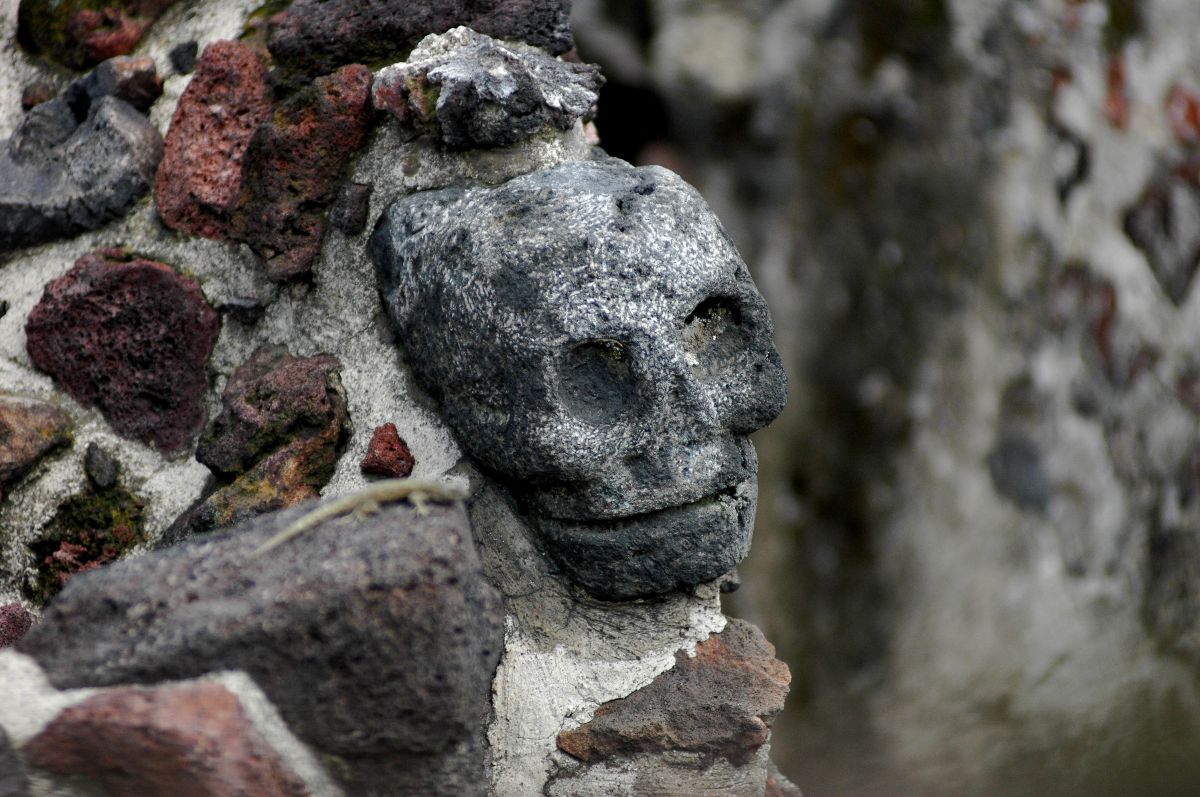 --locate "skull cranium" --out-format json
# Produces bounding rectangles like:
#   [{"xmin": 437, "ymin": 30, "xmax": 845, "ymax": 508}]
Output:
[{"xmin": 371, "ymin": 158, "xmax": 787, "ymax": 600}]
